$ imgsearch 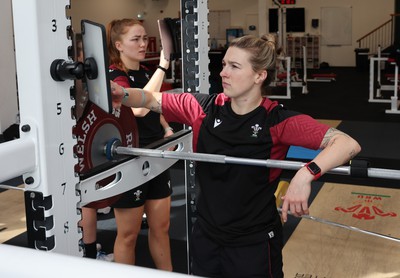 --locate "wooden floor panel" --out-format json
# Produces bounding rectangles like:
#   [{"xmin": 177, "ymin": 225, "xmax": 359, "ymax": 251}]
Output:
[
  {"xmin": 317, "ymin": 119, "xmax": 342, "ymax": 128},
  {"xmin": 283, "ymin": 182, "xmax": 400, "ymax": 278},
  {"xmin": 0, "ymin": 185, "xmax": 26, "ymax": 243}
]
